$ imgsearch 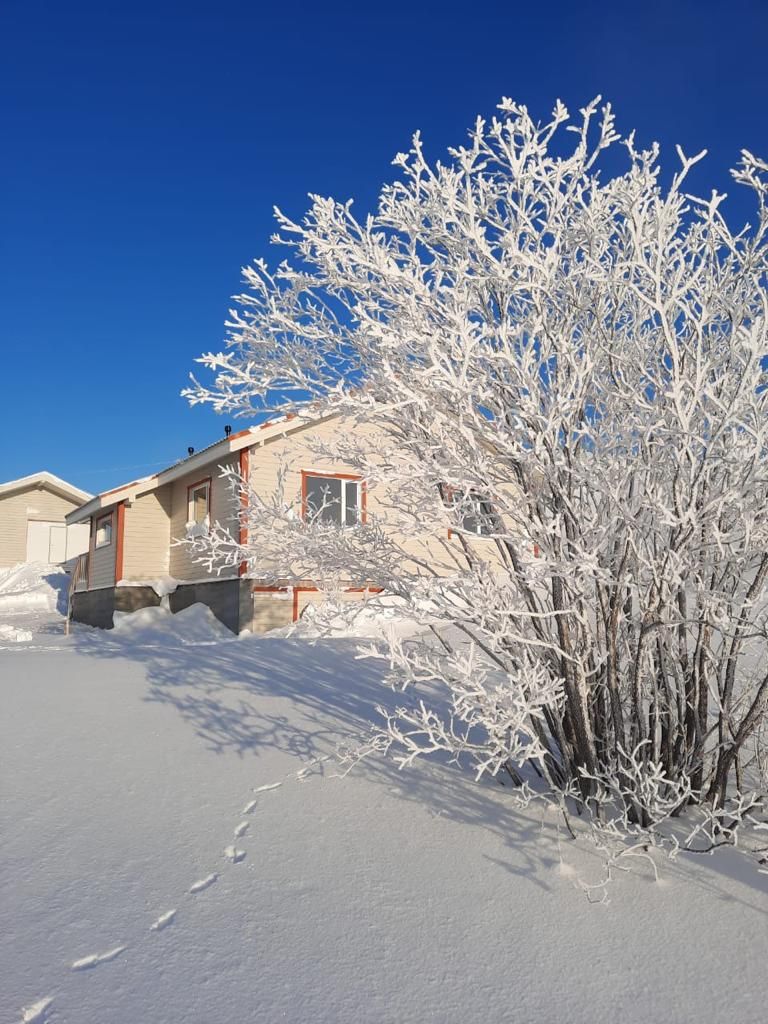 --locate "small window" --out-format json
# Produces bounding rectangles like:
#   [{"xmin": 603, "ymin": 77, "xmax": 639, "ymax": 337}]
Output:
[
  {"xmin": 187, "ymin": 480, "xmax": 210, "ymax": 526},
  {"xmin": 304, "ymin": 474, "xmax": 362, "ymax": 527},
  {"xmin": 95, "ymin": 512, "xmax": 113, "ymax": 548},
  {"xmin": 440, "ymin": 485, "xmax": 502, "ymax": 537}
]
